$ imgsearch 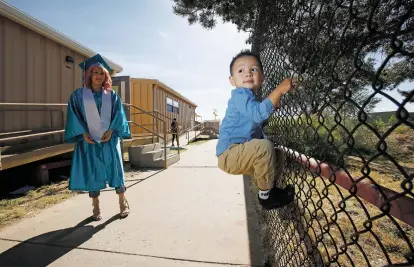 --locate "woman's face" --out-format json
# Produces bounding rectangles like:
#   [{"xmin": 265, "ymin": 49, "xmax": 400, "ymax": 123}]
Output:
[{"xmin": 91, "ymin": 67, "xmax": 106, "ymax": 87}]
